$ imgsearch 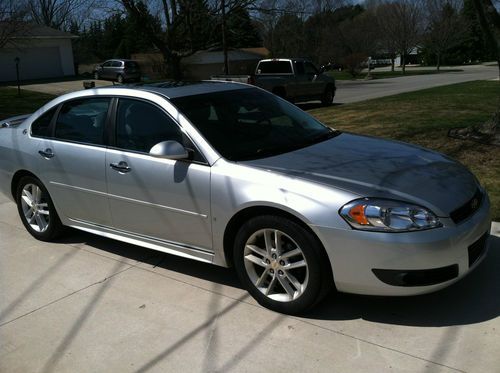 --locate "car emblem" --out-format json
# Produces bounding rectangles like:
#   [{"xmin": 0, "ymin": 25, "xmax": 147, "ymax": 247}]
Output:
[{"xmin": 470, "ymin": 198, "xmax": 479, "ymax": 210}]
